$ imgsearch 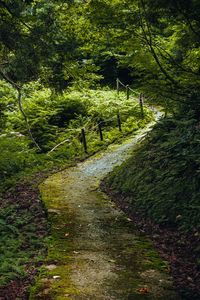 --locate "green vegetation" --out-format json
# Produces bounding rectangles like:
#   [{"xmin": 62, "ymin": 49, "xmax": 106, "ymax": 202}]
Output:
[
  {"xmin": 0, "ymin": 83, "xmax": 152, "ymax": 290},
  {"xmin": 0, "ymin": 190, "xmax": 47, "ymax": 286},
  {"xmin": 0, "ymin": 83, "xmax": 152, "ymax": 188},
  {"xmin": 106, "ymin": 114, "xmax": 200, "ymax": 232},
  {"xmin": 1, "ymin": 0, "xmax": 200, "ymax": 297}
]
